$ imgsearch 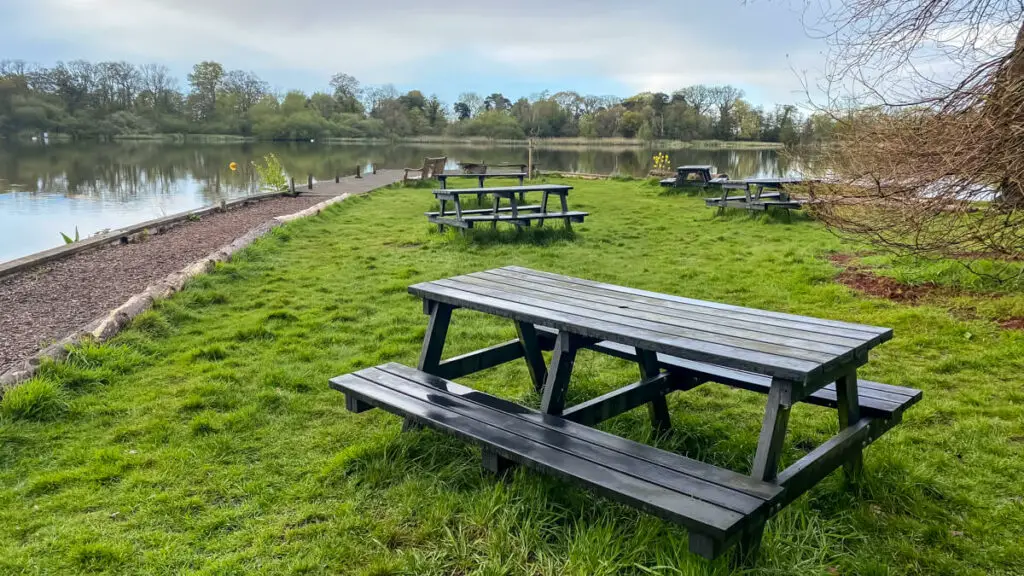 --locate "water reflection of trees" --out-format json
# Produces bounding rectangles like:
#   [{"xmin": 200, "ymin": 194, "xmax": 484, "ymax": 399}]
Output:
[{"xmin": 0, "ymin": 143, "xmax": 801, "ymax": 203}]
